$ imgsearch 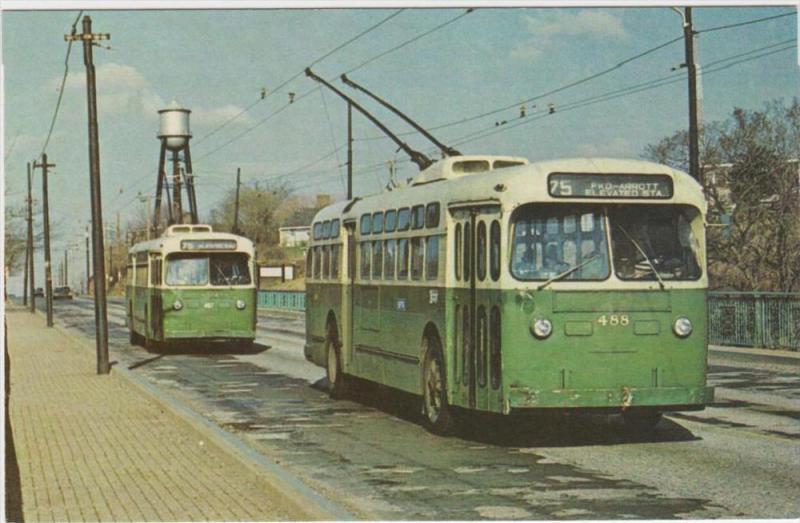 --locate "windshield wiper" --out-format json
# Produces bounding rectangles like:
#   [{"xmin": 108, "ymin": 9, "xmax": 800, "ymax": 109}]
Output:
[
  {"xmin": 537, "ymin": 254, "xmax": 600, "ymax": 291},
  {"xmin": 615, "ymin": 224, "xmax": 665, "ymax": 290},
  {"xmin": 213, "ymin": 264, "xmax": 233, "ymax": 285}
]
